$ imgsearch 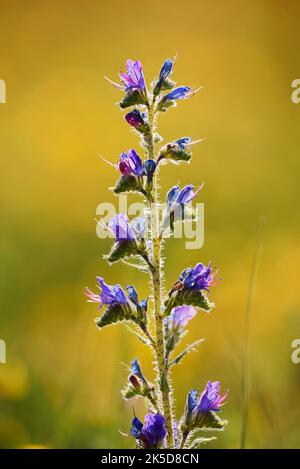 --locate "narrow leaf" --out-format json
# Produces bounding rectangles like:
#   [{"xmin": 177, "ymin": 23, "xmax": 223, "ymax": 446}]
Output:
[
  {"xmin": 188, "ymin": 436, "xmax": 217, "ymax": 449},
  {"xmin": 169, "ymin": 339, "xmax": 204, "ymax": 367}
]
